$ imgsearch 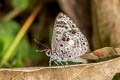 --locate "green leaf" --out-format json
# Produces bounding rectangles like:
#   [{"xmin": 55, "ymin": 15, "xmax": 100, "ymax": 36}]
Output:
[
  {"xmin": 0, "ymin": 19, "xmax": 20, "ymax": 35},
  {"xmin": 12, "ymin": 0, "xmax": 29, "ymax": 10},
  {"xmin": 0, "ymin": 20, "xmax": 20, "ymax": 58},
  {"xmin": 0, "ymin": 35, "xmax": 14, "ymax": 59},
  {"xmin": 0, "ymin": 20, "xmax": 32, "ymax": 67},
  {"xmin": 12, "ymin": 53, "xmax": 22, "ymax": 67}
]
